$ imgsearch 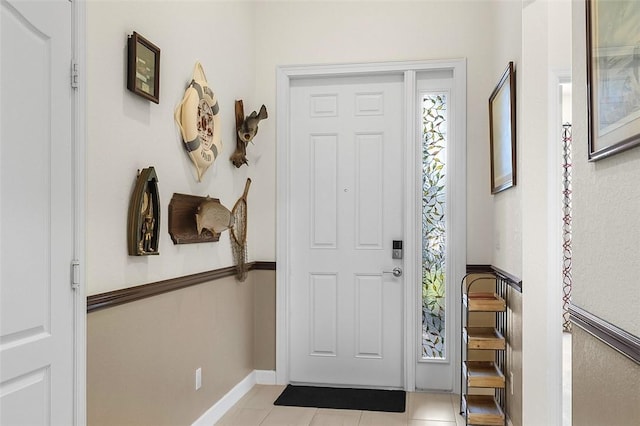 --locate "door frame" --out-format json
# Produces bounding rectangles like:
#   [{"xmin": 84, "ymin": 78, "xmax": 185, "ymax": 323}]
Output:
[
  {"xmin": 276, "ymin": 59, "xmax": 467, "ymax": 391},
  {"xmin": 73, "ymin": 0, "xmax": 87, "ymax": 423}
]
